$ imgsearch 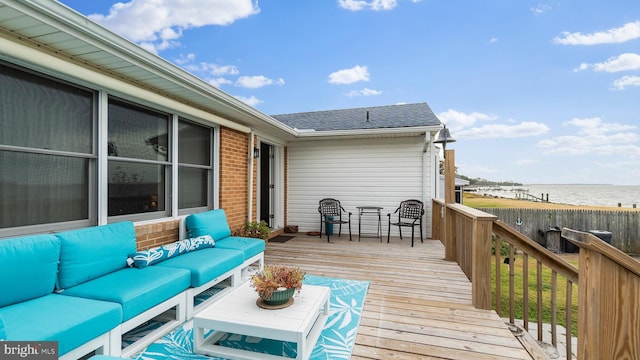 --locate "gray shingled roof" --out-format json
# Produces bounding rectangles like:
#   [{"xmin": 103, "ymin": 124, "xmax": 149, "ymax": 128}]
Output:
[{"xmin": 271, "ymin": 103, "xmax": 441, "ymax": 132}]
